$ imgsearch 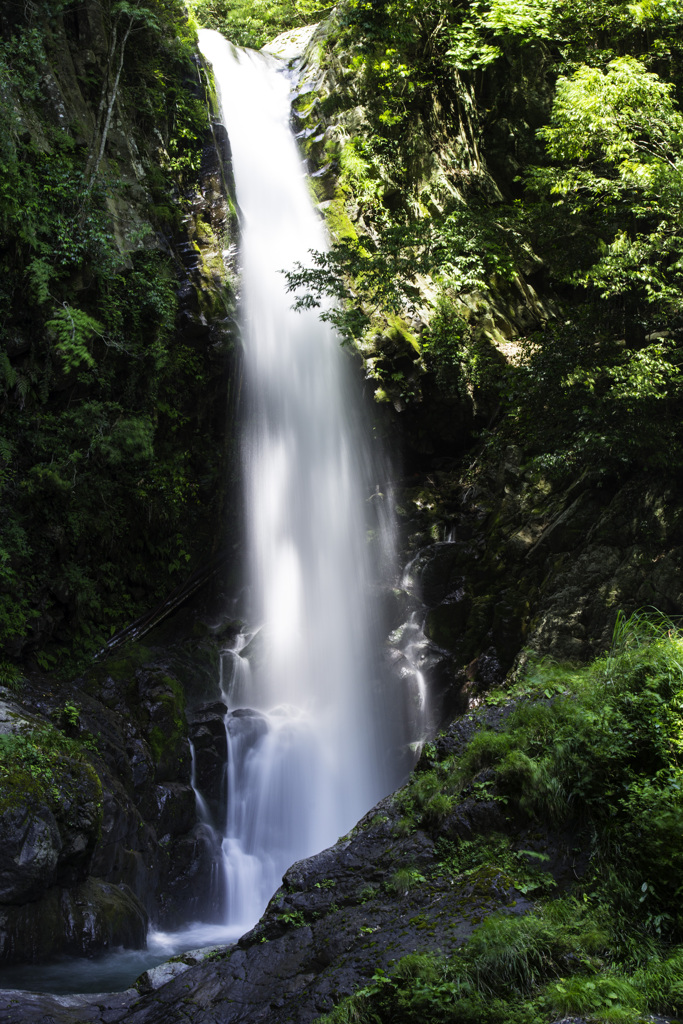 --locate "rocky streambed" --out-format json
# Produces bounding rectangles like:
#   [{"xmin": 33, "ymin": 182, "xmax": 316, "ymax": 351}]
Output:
[{"xmin": 0, "ymin": 699, "xmax": 585, "ymax": 1024}]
